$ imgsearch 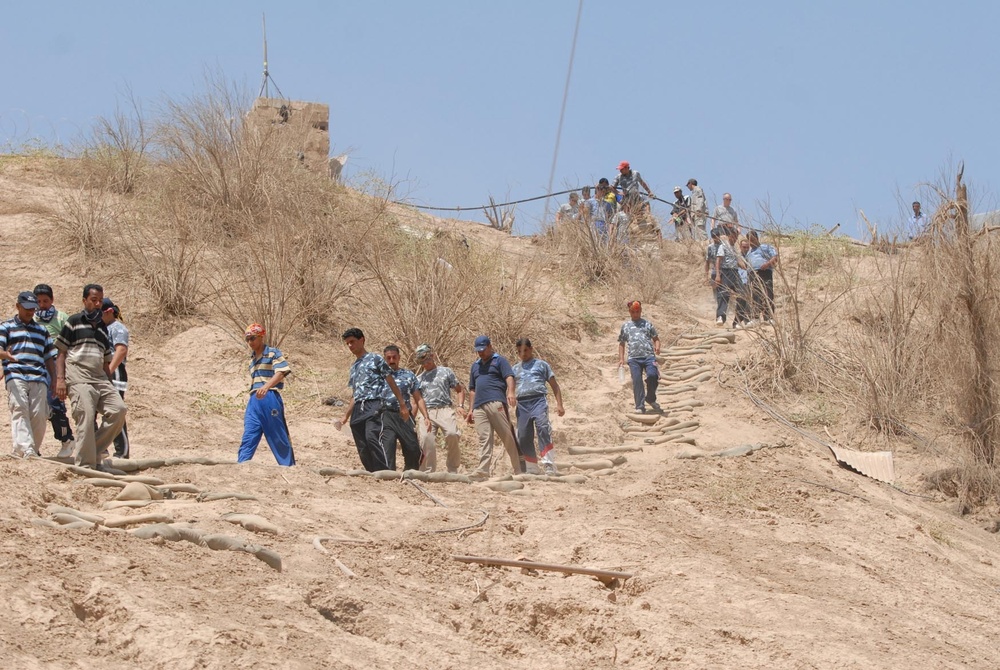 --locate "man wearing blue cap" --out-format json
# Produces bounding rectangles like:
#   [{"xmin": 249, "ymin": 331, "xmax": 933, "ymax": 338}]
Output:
[
  {"xmin": 0, "ymin": 291, "xmax": 58, "ymax": 457},
  {"xmin": 466, "ymin": 335, "xmax": 525, "ymax": 478}
]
